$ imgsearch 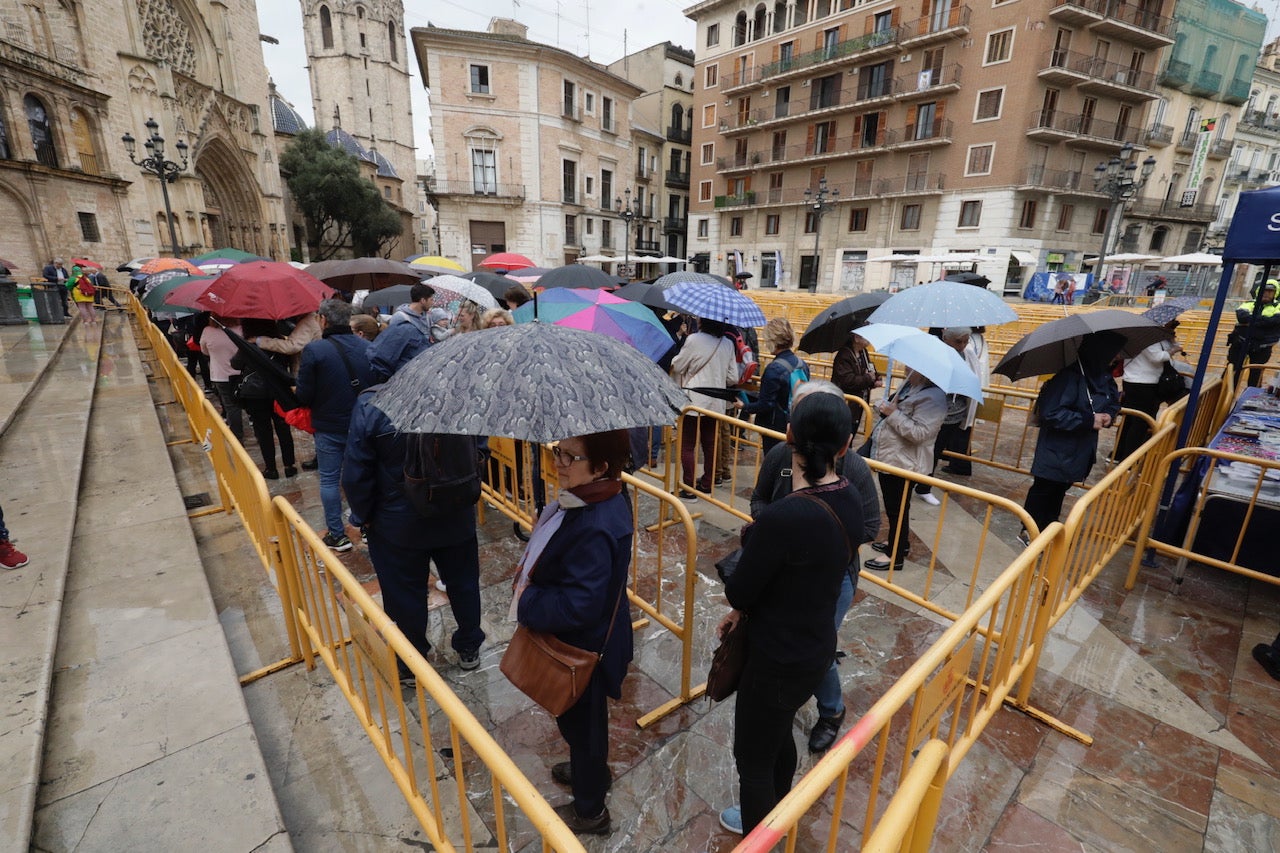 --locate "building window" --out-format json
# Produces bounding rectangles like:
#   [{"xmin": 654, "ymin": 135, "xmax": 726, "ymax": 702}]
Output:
[
  {"xmin": 0, "ymin": 109, "xmax": 9, "ymax": 159},
  {"xmin": 958, "ymin": 200, "xmax": 982, "ymax": 227},
  {"xmin": 602, "ymin": 219, "xmax": 612, "ymax": 247},
  {"xmin": 1091, "ymin": 206, "xmax": 1108, "ymax": 234},
  {"xmin": 706, "ymin": 64, "xmax": 718, "ymax": 88},
  {"xmin": 965, "ymin": 144, "xmax": 993, "ymax": 176},
  {"xmin": 69, "ymin": 109, "xmax": 99, "ymax": 175},
  {"xmin": 1056, "ymin": 203, "xmax": 1074, "ymax": 231},
  {"xmin": 602, "ymin": 97, "xmax": 614, "ymax": 131},
  {"xmin": 703, "ymin": 103, "xmax": 716, "ymax": 128},
  {"xmin": 563, "ymin": 81, "xmax": 576, "ymax": 118},
  {"xmin": 985, "ymin": 29, "xmax": 1013, "ymax": 64},
  {"xmin": 77, "ymin": 212, "xmax": 100, "ymax": 242},
  {"xmin": 1018, "ymin": 199, "xmax": 1037, "ymax": 229},
  {"xmin": 699, "ymin": 180, "xmax": 712, "ymax": 201},
  {"xmin": 975, "ymin": 88, "xmax": 1003, "ymax": 121},
  {"xmin": 730, "ymin": 216, "xmax": 743, "ymax": 236},
  {"xmin": 765, "ymin": 214, "xmax": 780, "ymax": 234},
  {"xmin": 388, "ymin": 21, "xmax": 397, "ymax": 62},
  {"xmin": 701, "ymin": 142, "xmax": 714, "ymax": 165},
  {"xmin": 320, "ymin": 5, "xmax": 333, "ymax": 48},
  {"xmin": 804, "ymin": 212, "xmax": 818, "ymax": 233},
  {"xmin": 565, "ymin": 214, "xmax": 577, "ymax": 245},
  {"xmin": 601, "ymin": 169, "xmax": 613, "ymax": 208},
  {"xmin": 1150, "ymin": 225, "xmax": 1168, "ymax": 251},
  {"xmin": 467, "ymin": 65, "xmax": 490, "ymax": 94},
  {"xmin": 585, "ymin": 92, "xmax": 595, "ymax": 114},
  {"xmin": 707, "ymin": 23, "xmax": 720, "ymax": 47},
  {"xmin": 848, "ymin": 207, "xmax": 868, "ymax": 231},
  {"xmin": 563, "ymin": 160, "xmax": 577, "ymax": 203},
  {"xmin": 25, "ymin": 94, "xmax": 57, "ymax": 168},
  {"xmin": 697, "ymin": 218, "xmax": 709, "ymax": 237},
  {"xmin": 471, "ymin": 149, "xmax": 497, "ymax": 194},
  {"xmin": 900, "ymin": 203, "xmax": 921, "ymax": 230}
]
